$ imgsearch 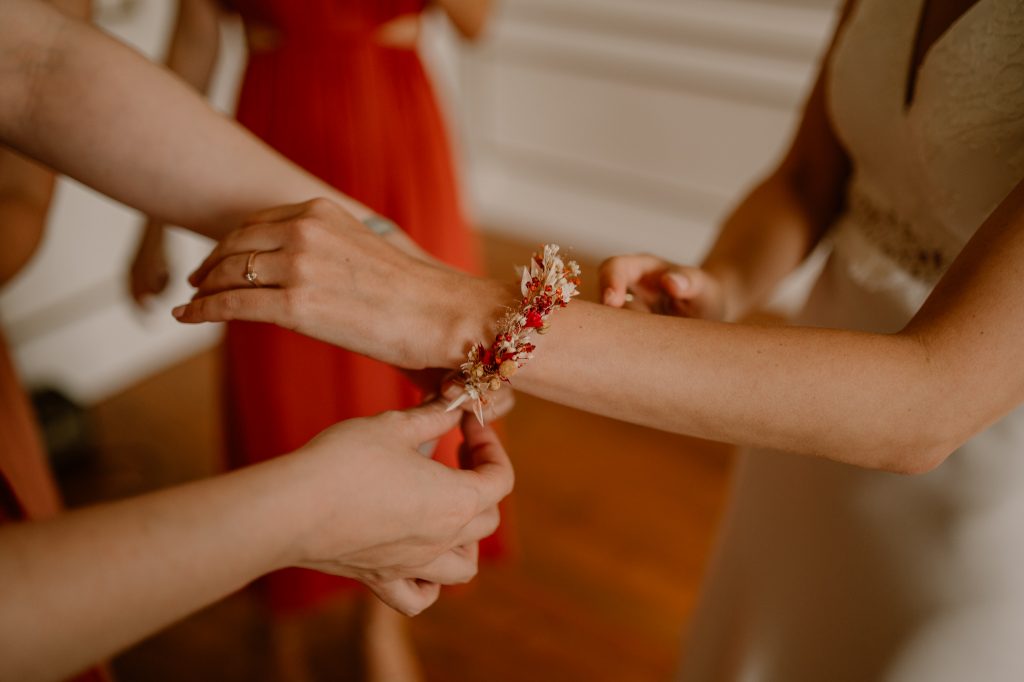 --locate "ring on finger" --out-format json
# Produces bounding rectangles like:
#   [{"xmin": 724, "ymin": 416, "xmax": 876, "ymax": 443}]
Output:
[{"xmin": 245, "ymin": 250, "xmax": 263, "ymax": 287}]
